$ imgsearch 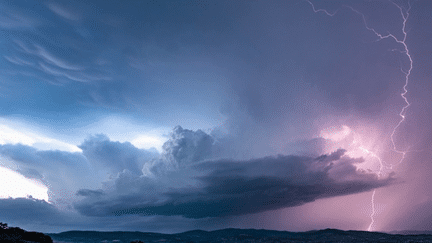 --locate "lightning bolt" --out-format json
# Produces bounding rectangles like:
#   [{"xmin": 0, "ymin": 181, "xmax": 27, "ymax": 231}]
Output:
[
  {"xmin": 306, "ymin": 0, "xmax": 414, "ymax": 232},
  {"xmin": 344, "ymin": 2, "xmax": 413, "ymax": 167},
  {"xmin": 360, "ymin": 146, "xmax": 383, "ymax": 232},
  {"xmin": 368, "ymin": 189, "xmax": 377, "ymax": 231},
  {"xmin": 357, "ymin": 141, "xmax": 384, "ymax": 231},
  {"xmin": 305, "ymin": 0, "xmax": 338, "ymax": 16}
]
